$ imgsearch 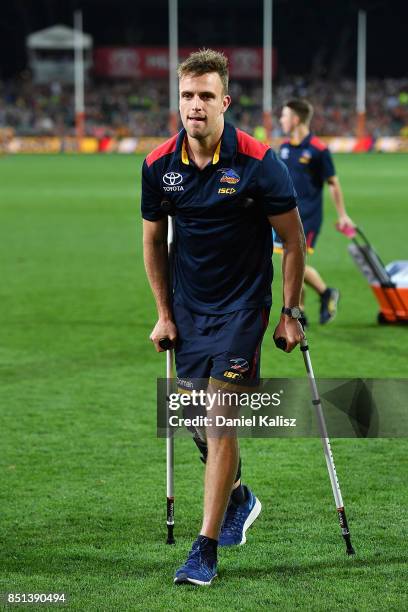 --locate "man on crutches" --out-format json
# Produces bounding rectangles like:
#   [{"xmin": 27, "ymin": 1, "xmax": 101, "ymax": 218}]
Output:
[{"xmin": 142, "ymin": 49, "xmax": 306, "ymax": 586}]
